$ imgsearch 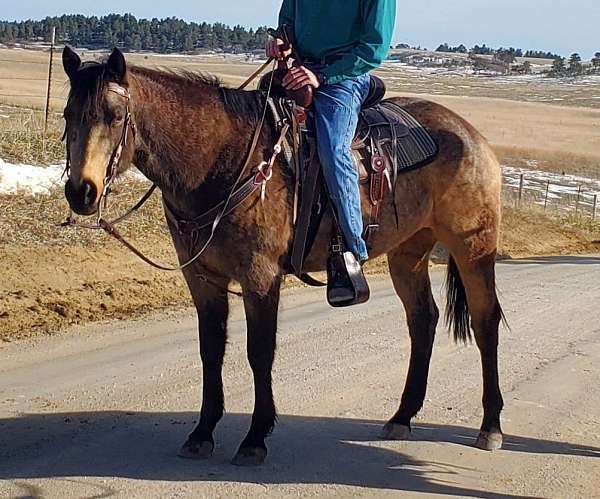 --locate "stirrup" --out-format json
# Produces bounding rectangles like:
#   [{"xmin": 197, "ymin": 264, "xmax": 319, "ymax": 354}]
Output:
[{"xmin": 326, "ymin": 238, "xmax": 370, "ymax": 308}]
